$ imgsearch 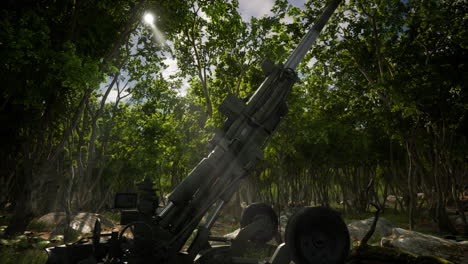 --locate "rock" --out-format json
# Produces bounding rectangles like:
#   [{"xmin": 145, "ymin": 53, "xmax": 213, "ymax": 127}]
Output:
[
  {"xmin": 449, "ymin": 214, "xmax": 467, "ymax": 226},
  {"xmin": 447, "ymin": 214, "xmax": 468, "ymax": 234},
  {"xmin": 381, "ymin": 228, "xmax": 468, "ymax": 264},
  {"xmin": 278, "ymin": 209, "xmax": 299, "ymax": 233},
  {"xmin": 278, "ymin": 213, "xmax": 294, "ymax": 239},
  {"xmin": 37, "ymin": 212, "xmax": 67, "ymax": 226},
  {"xmin": 347, "ymin": 217, "xmax": 395, "ymax": 242},
  {"xmin": 279, "ymin": 215, "xmax": 288, "ymax": 228},
  {"xmin": 348, "ymin": 245, "xmax": 455, "ymax": 264},
  {"xmin": 36, "ymin": 240, "xmax": 51, "ymax": 249},
  {"xmin": 37, "ymin": 212, "xmax": 114, "ymax": 234},
  {"xmin": 49, "ymin": 235, "xmax": 64, "ymax": 242},
  {"xmin": 386, "ymin": 195, "xmax": 402, "ymax": 202}
]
